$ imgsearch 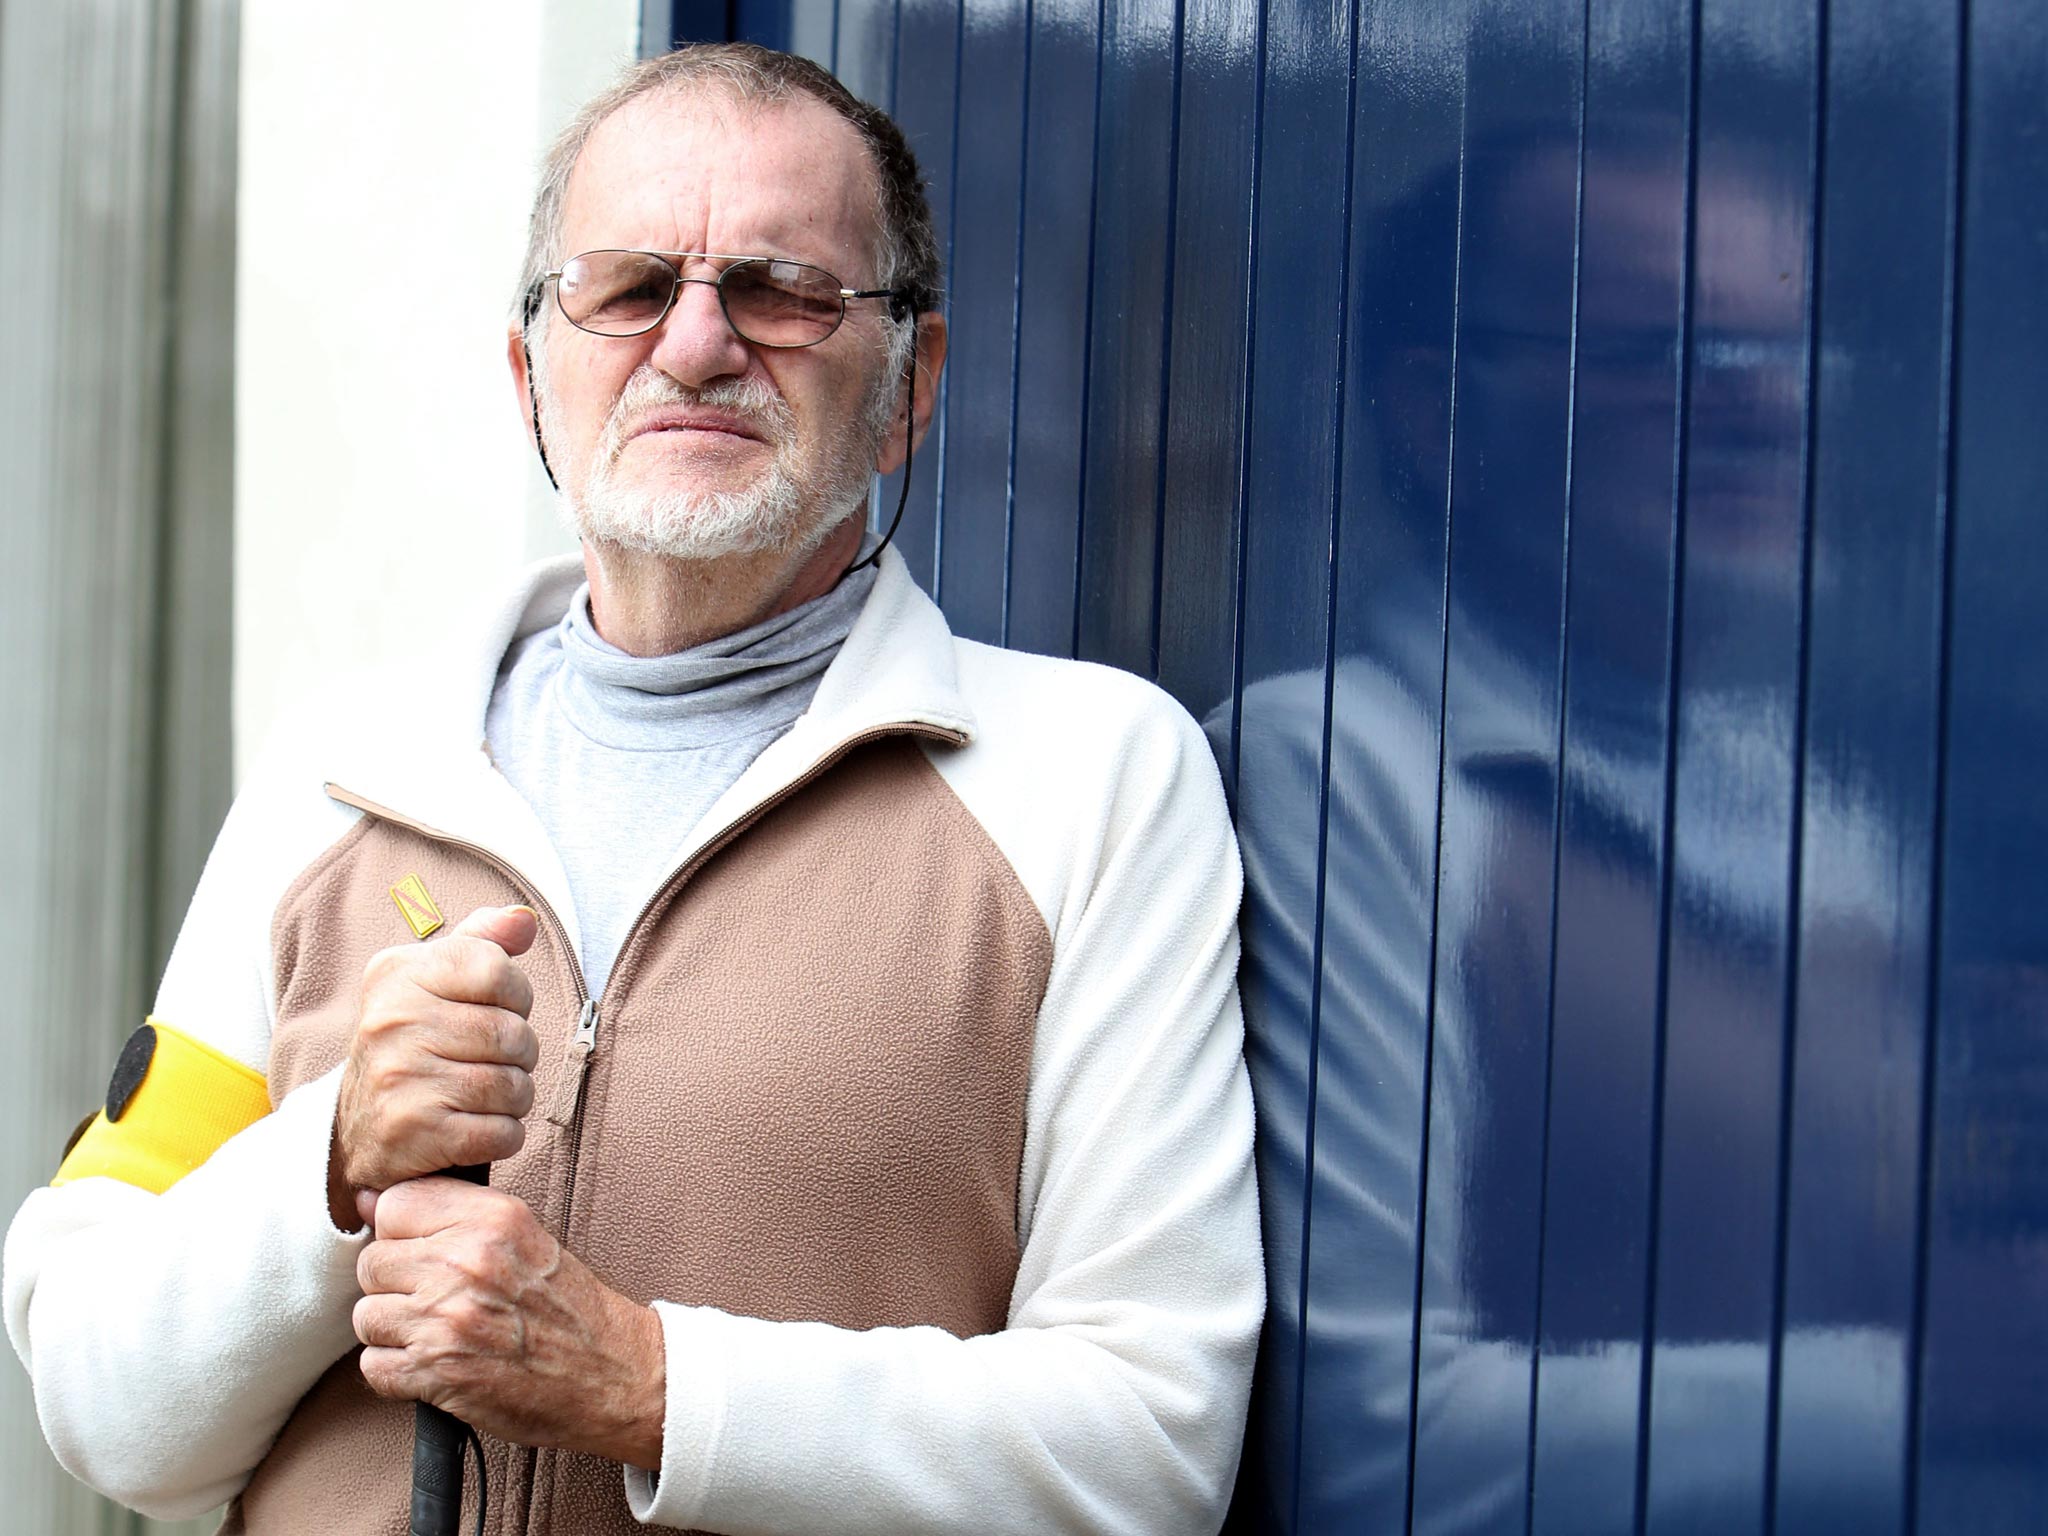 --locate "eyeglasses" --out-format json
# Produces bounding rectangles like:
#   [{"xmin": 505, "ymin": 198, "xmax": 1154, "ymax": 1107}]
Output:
[{"xmin": 533, "ymin": 249, "xmax": 908, "ymax": 348}]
